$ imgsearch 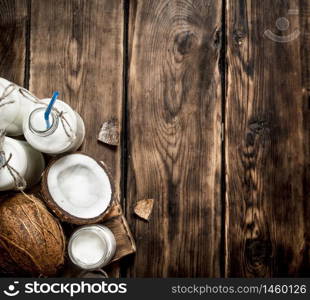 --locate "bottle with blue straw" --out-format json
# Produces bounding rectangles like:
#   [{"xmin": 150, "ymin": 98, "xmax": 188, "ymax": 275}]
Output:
[
  {"xmin": 44, "ymin": 91, "xmax": 59, "ymax": 129},
  {"xmin": 23, "ymin": 90, "xmax": 86, "ymax": 155}
]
